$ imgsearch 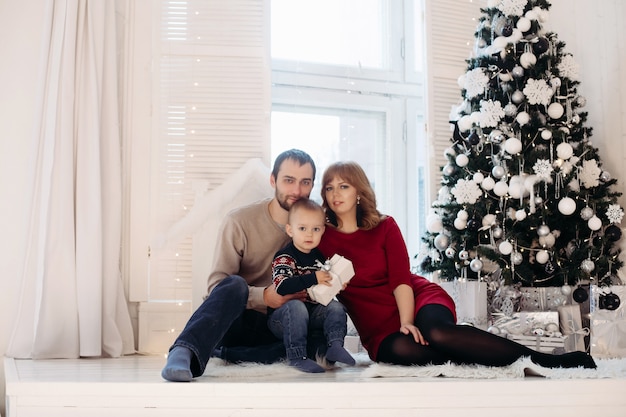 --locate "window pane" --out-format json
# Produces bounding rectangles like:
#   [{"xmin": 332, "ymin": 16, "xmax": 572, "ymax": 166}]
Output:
[
  {"xmin": 271, "ymin": 0, "xmax": 388, "ymax": 69},
  {"xmin": 271, "ymin": 106, "xmax": 386, "ymax": 207}
]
